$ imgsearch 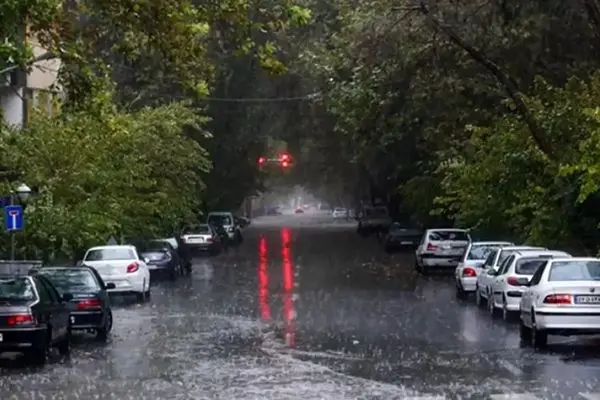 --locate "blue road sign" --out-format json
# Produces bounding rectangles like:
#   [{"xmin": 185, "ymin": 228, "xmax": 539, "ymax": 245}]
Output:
[{"xmin": 4, "ymin": 205, "xmax": 23, "ymax": 231}]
